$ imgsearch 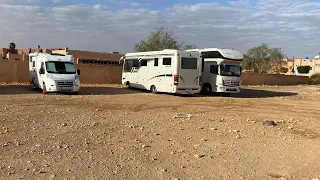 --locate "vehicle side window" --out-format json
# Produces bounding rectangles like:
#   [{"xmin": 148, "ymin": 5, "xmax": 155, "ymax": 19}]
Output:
[
  {"xmin": 140, "ymin": 60, "xmax": 147, "ymax": 66},
  {"xmin": 32, "ymin": 61, "xmax": 35, "ymax": 68},
  {"xmin": 210, "ymin": 65, "xmax": 218, "ymax": 74},
  {"xmin": 163, "ymin": 58, "xmax": 171, "ymax": 66},
  {"xmin": 132, "ymin": 60, "xmax": 139, "ymax": 68},
  {"xmin": 154, "ymin": 58, "xmax": 158, "ymax": 66}
]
